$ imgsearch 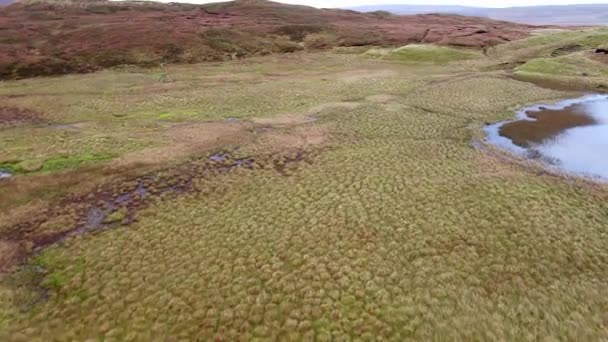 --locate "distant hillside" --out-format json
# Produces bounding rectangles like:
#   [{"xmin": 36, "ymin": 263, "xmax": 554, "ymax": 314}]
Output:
[
  {"xmin": 0, "ymin": 0, "xmax": 536, "ymax": 79},
  {"xmin": 351, "ymin": 5, "xmax": 486, "ymax": 16},
  {"xmin": 0, "ymin": 0, "xmax": 16, "ymax": 5},
  {"xmin": 350, "ymin": 4, "xmax": 608, "ymax": 26}
]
